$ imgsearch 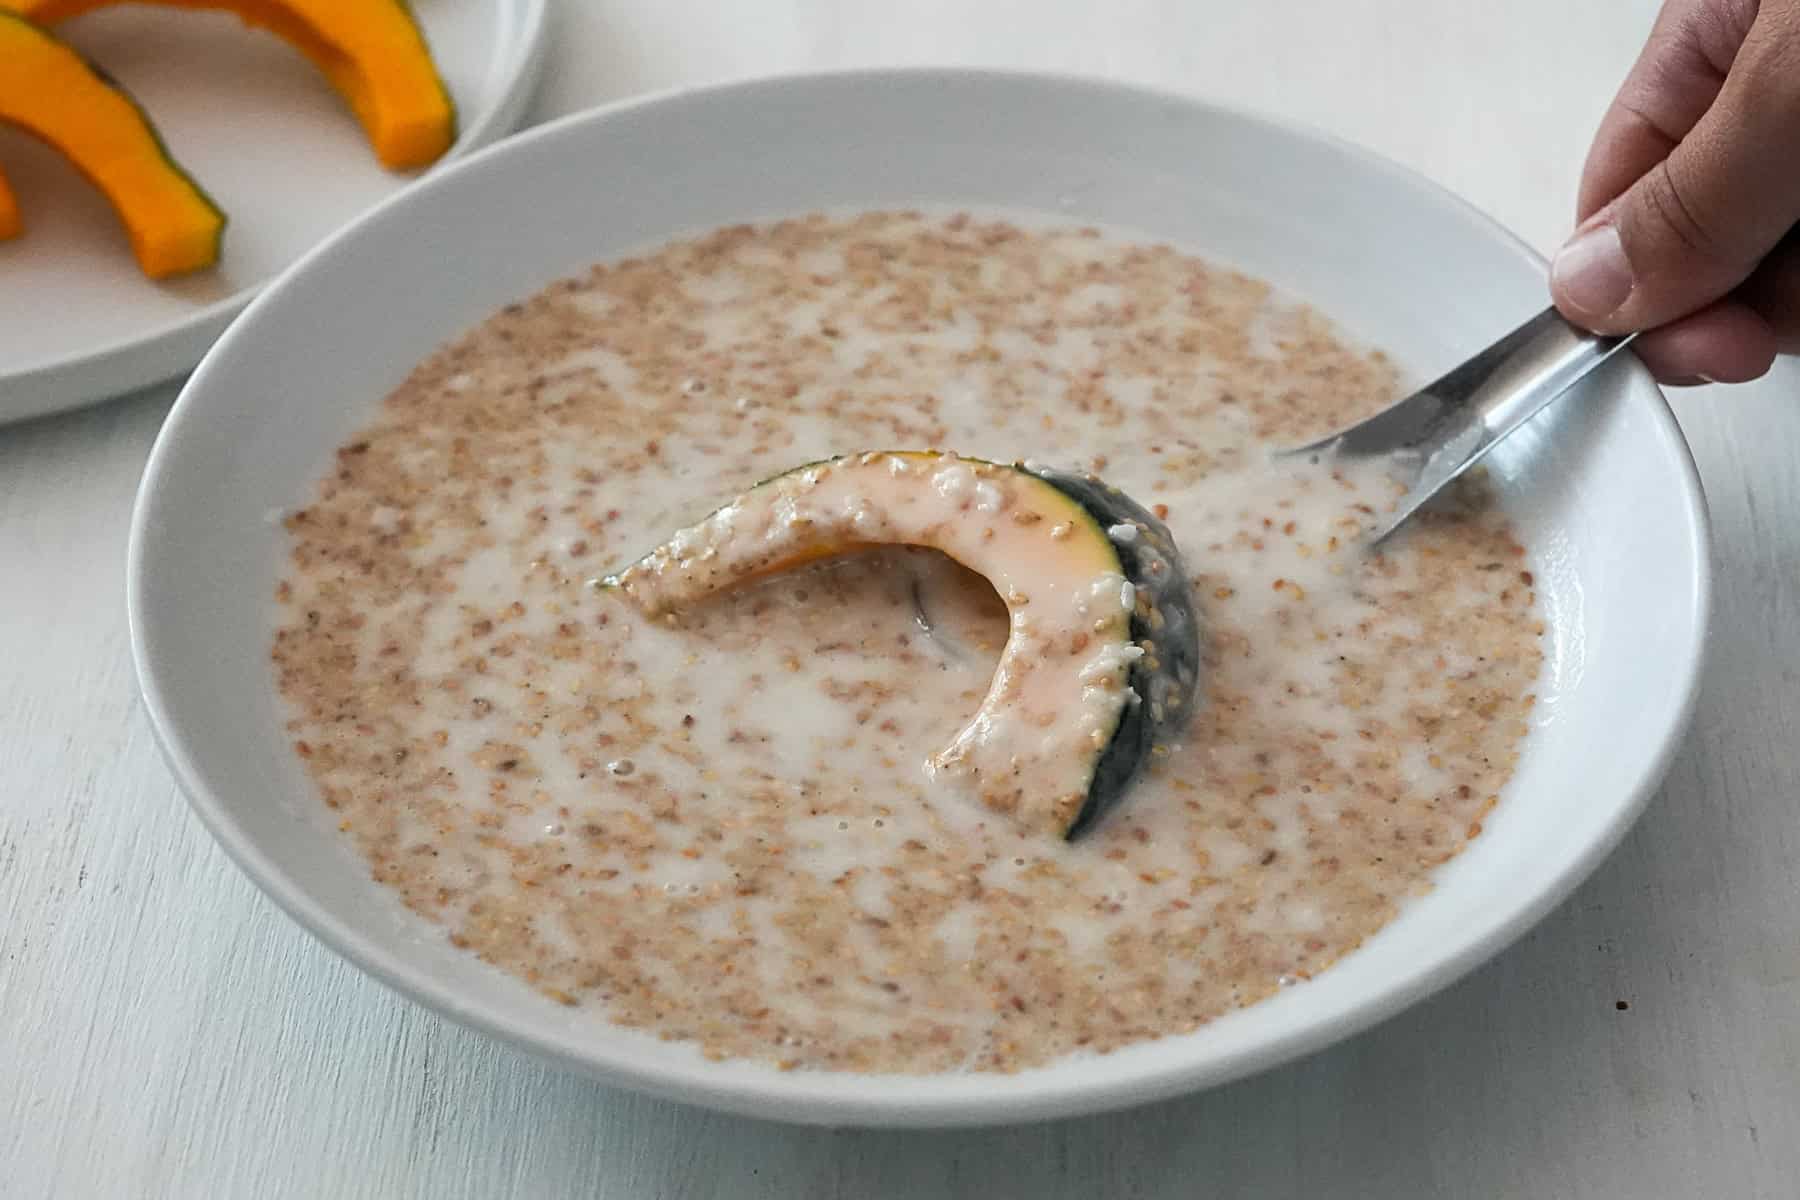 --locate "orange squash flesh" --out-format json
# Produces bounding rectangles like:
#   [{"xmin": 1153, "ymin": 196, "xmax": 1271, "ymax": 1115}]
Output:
[
  {"xmin": 0, "ymin": 167, "xmax": 20, "ymax": 239},
  {"xmin": 0, "ymin": 11, "xmax": 223, "ymax": 276},
  {"xmin": 9, "ymin": 0, "xmax": 457, "ymax": 170}
]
